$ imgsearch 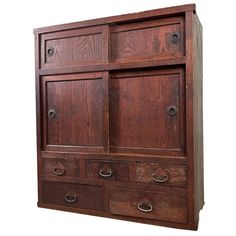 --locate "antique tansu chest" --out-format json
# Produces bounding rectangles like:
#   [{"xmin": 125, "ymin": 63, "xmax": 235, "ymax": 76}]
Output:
[{"xmin": 34, "ymin": 4, "xmax": 204, "ymax": 230}]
